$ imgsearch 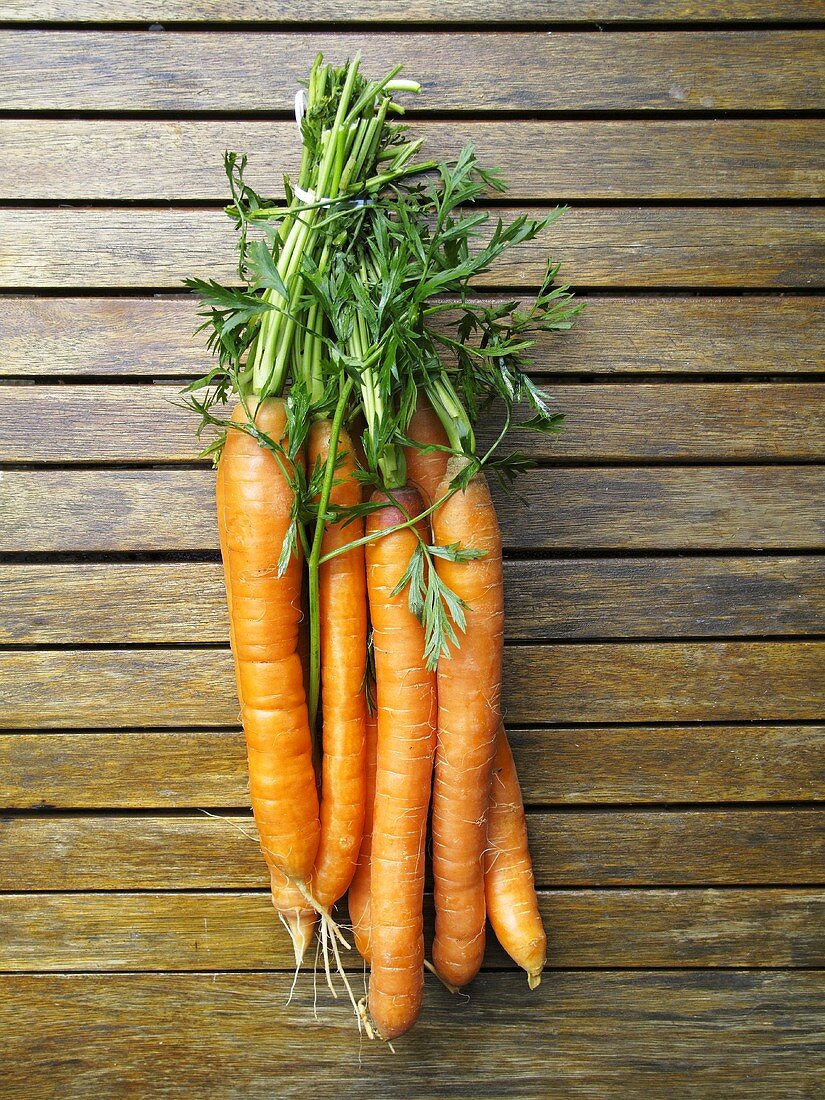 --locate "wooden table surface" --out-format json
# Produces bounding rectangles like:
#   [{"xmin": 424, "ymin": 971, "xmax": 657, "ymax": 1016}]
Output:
[{"xmin": 1, "ymin": 4, "xmax": 823, "ymax": 1097}]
